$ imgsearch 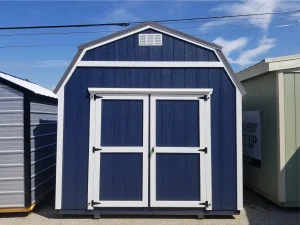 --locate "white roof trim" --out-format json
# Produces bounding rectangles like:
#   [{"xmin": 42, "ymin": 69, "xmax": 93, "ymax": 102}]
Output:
[
  {"xmin": 237, "ymin": 54, "xmax": 300, "ymax": 81},
  {"xmin": 0, "ymin": 72, "xmax": 57, "ymax": 99}
]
